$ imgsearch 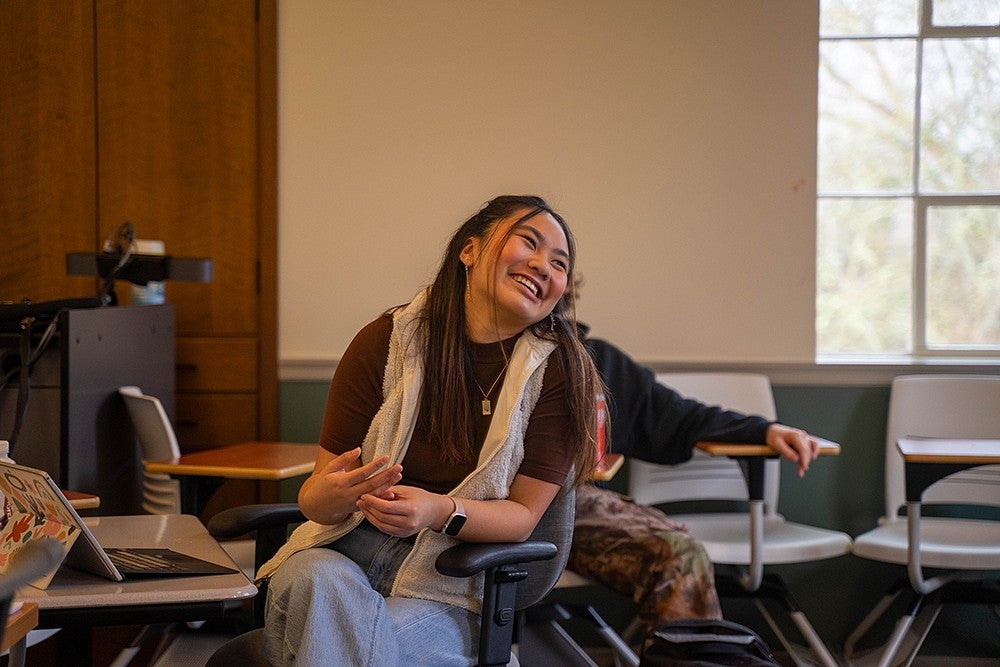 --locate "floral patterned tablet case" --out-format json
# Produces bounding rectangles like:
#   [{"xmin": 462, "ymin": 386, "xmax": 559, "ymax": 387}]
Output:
[{"xmin": 0, "ymin": 462, "xmax": 84, "ymax": 589}]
